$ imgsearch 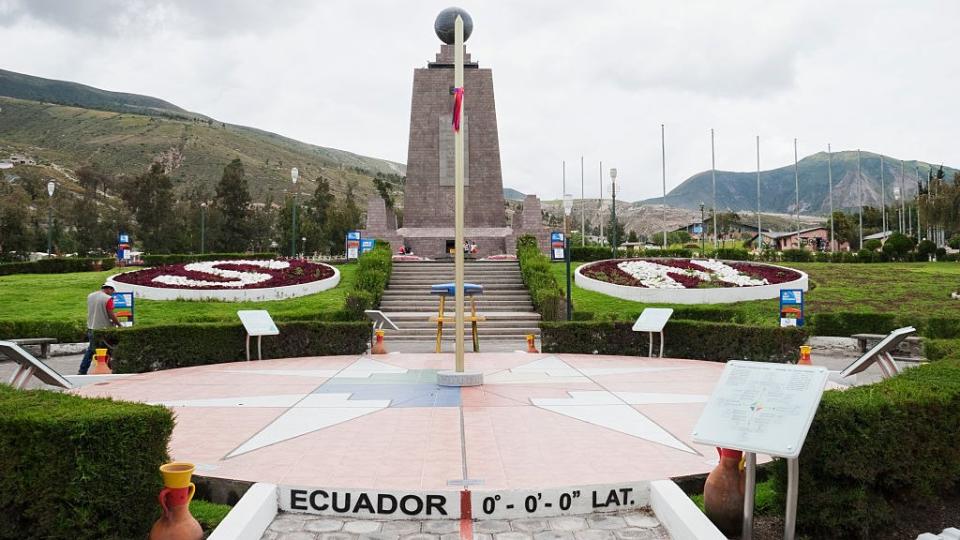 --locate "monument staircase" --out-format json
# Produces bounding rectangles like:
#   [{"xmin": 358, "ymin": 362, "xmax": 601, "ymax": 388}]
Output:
[{"xmin": 379, "ymin": 260, "xmax": 541, "ymax": 343}]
